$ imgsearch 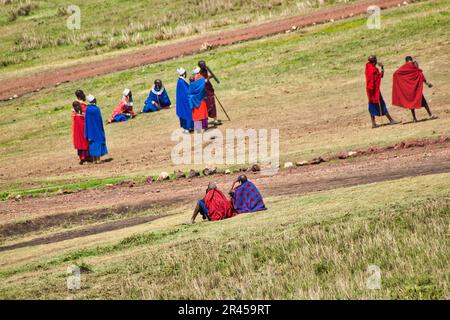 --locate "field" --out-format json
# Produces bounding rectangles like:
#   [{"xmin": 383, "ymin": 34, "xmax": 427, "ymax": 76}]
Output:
[{"xmin": 0, "ymin": 0, "xmax": 449, "ymax": 299}]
